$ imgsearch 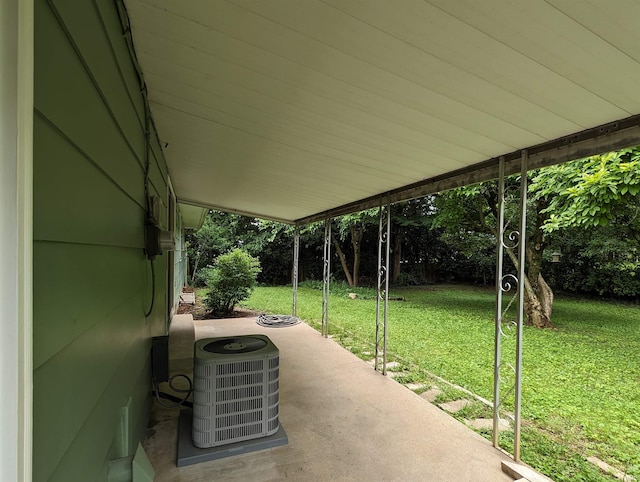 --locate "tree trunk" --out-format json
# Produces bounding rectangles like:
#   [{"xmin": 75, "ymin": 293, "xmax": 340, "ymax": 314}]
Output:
[
  {"xmin": 191, "ymin": 251, "xmax": 201, "ymax": 285},
  {"xmin": 535, "ymin": 274, "xmax": 554, "ymax": 322},
  {"xmin": 505, "ymin": 246, "xmax": 554, "ymax": 329},
  {"xmin": 392, "ymin": 227, "xmax": 403, "ymax": 283},
  {"xmin": 332, "ymin": 234, "xmax": 354, "ymax": 287},
  {"xmin": 350, "ymin": 225, "xmax": 363, "ymax": 287},
  {"xmin": 525, "ymin": 197, "xmax": 554, "ymax": 328},
  {"xmin": 522, "ymin": 276, "xmax": 554, "ymax": 329}
]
